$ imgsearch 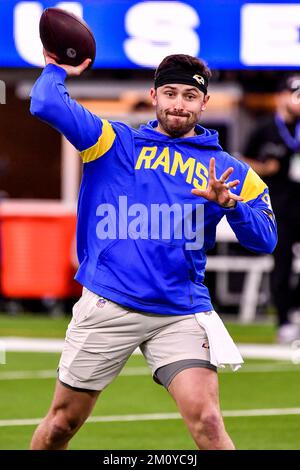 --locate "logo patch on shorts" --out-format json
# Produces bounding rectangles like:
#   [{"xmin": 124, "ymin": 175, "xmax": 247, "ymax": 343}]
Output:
[
  {"xmin": 202, "ymin": 342, "xmax": 210, "ymax": 349},
  {"xmin": 96, "ymin": 297, "xmax": 107, "ymax": 308}
]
